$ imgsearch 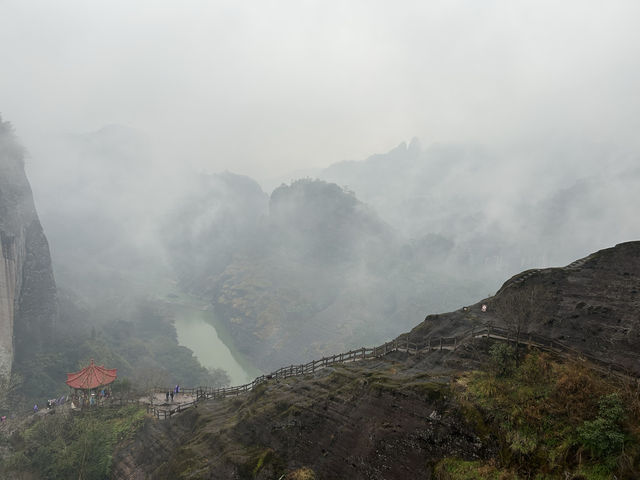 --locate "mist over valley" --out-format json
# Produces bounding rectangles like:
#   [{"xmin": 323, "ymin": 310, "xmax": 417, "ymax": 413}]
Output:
[
  {"xmin": 16, "ymin": 121, "xmax": 640, "ymax": 379},
  {"xmin": 2, "ymin": 2, "xmax": 640, "ymax": 478}
]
